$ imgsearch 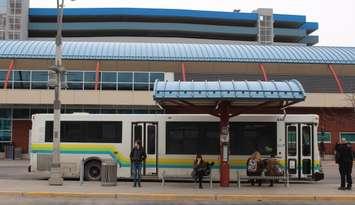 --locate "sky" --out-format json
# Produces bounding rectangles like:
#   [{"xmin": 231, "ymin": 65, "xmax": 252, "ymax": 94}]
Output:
[{"xmin": 29, "ymin": 0, "xmax": 355, "ymax": 47}]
